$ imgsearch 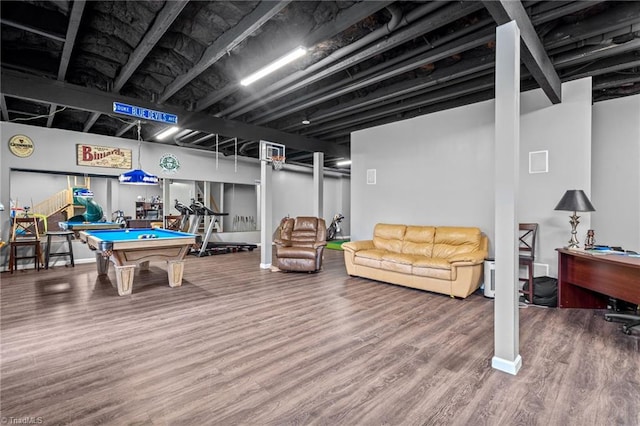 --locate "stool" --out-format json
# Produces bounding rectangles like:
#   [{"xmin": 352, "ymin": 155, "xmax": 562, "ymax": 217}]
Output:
[
  {"xmin": 9, "ymin": 216, "xmax": 44, "ymax": 273},
  {"xmin": 9, "ymin": 240, "xmax": 43, "ymax": 273},
  {"xmin": 44, "ymin": 231, "xmax": 75, "ymax": 269}
]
